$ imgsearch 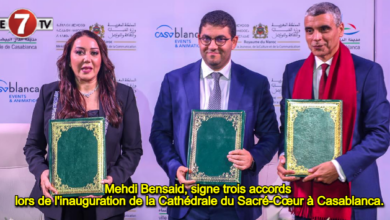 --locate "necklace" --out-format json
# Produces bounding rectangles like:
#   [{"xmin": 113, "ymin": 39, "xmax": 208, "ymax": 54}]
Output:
[{"xmin": 80, "ymin": 84, "xmax": 99, "ymax": 98}]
